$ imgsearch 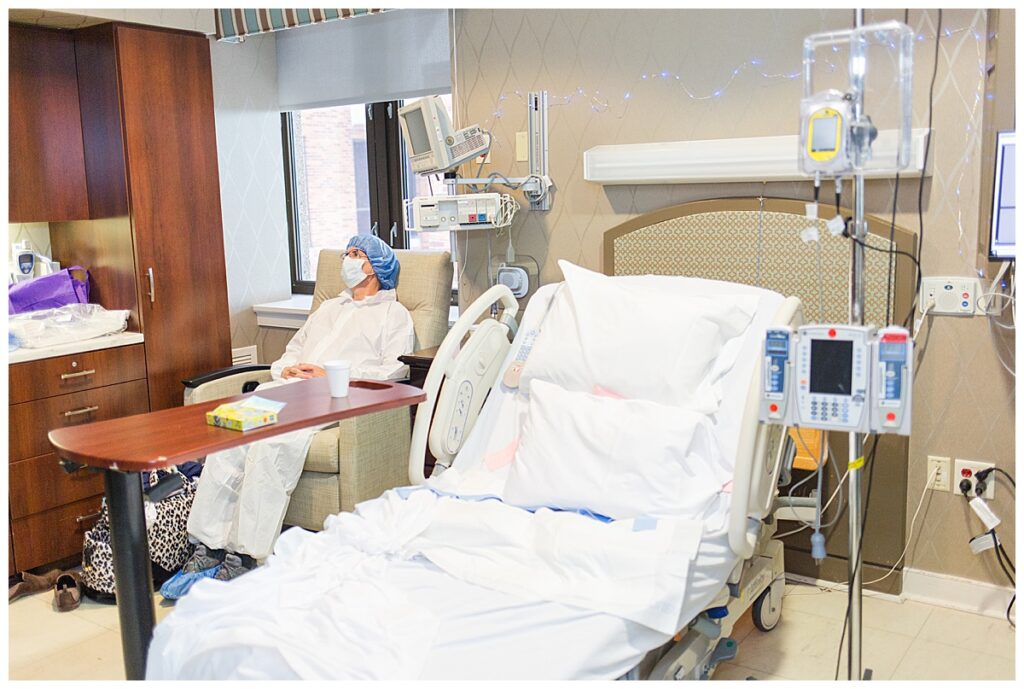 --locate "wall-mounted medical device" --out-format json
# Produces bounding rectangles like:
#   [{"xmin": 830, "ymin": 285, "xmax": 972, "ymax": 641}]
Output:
[
  {"xmin": 398, "ymin": 95, "xmax": 490, "ymax": 175},
  {"xmin": 758, "ymin": 324, "xmax": 913, "ymax": 435},
  {"xmin": 408, "ymin": 192, "xmax": 519, "ymax": 232}
]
